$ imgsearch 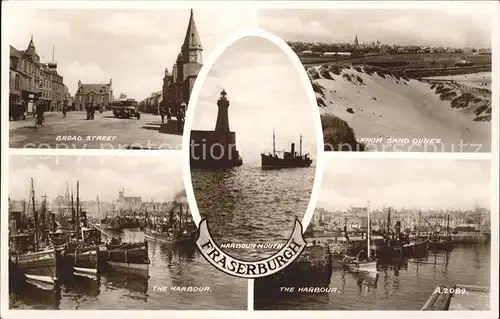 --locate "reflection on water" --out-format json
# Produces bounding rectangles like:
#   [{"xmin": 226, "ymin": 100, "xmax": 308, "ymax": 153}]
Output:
[
  {"xmin": 192, "ymin": 164, "xmax": 314, "ymax": 259},
  {"xmin": 255, "ymin": 243, "xmax": 491, "ymax": 310},
  {"xmin": 9, "ymin": 229, "xmax": 247, "ymax": 310}
]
